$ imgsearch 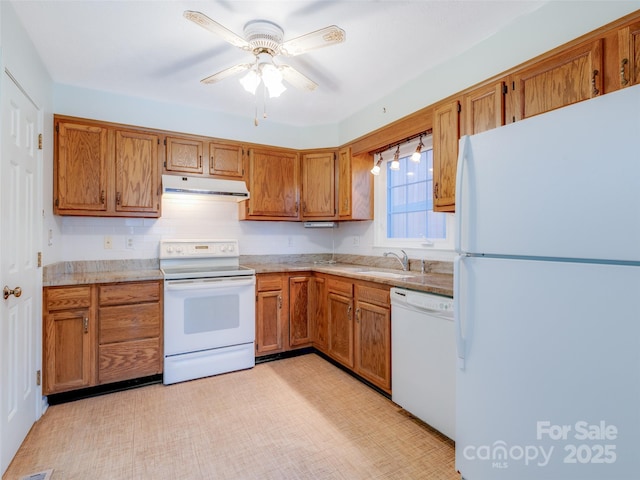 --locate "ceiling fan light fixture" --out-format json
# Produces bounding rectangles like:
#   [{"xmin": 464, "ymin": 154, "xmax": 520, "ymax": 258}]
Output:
[
  {"xmin": 239, "ymin": 69, "xmax": 259, "ymax": 94},
  {"xmin": 261, "ymin": 63, "xmax": 286, "ymax": 98}
]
